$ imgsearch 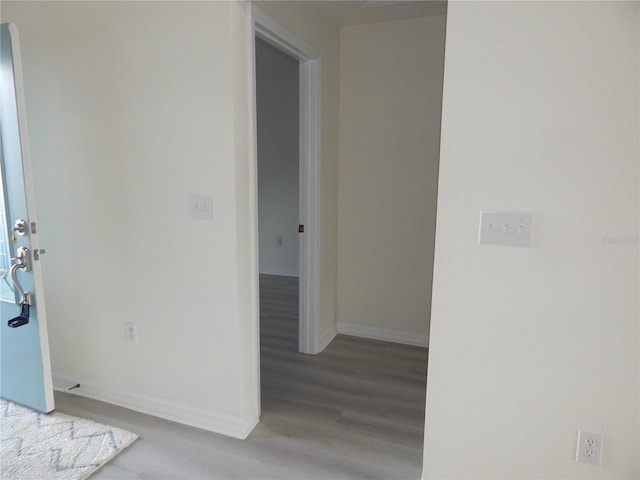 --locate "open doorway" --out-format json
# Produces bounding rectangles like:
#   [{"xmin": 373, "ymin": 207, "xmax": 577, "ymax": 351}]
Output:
[
  {"xmin": 250, "ymin": 5, "xmax": 444, "ymax": 476},
  {"xmin": 255, "ymin": 38, "xmax": 301, "ymax": 362},
  {"xmin": 254, "ymin": 8, "xmax": 321, "ymax": 355},
  {"xmin": 256, "ymin": 38, "xmax": 300, "ymax": 281}
]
